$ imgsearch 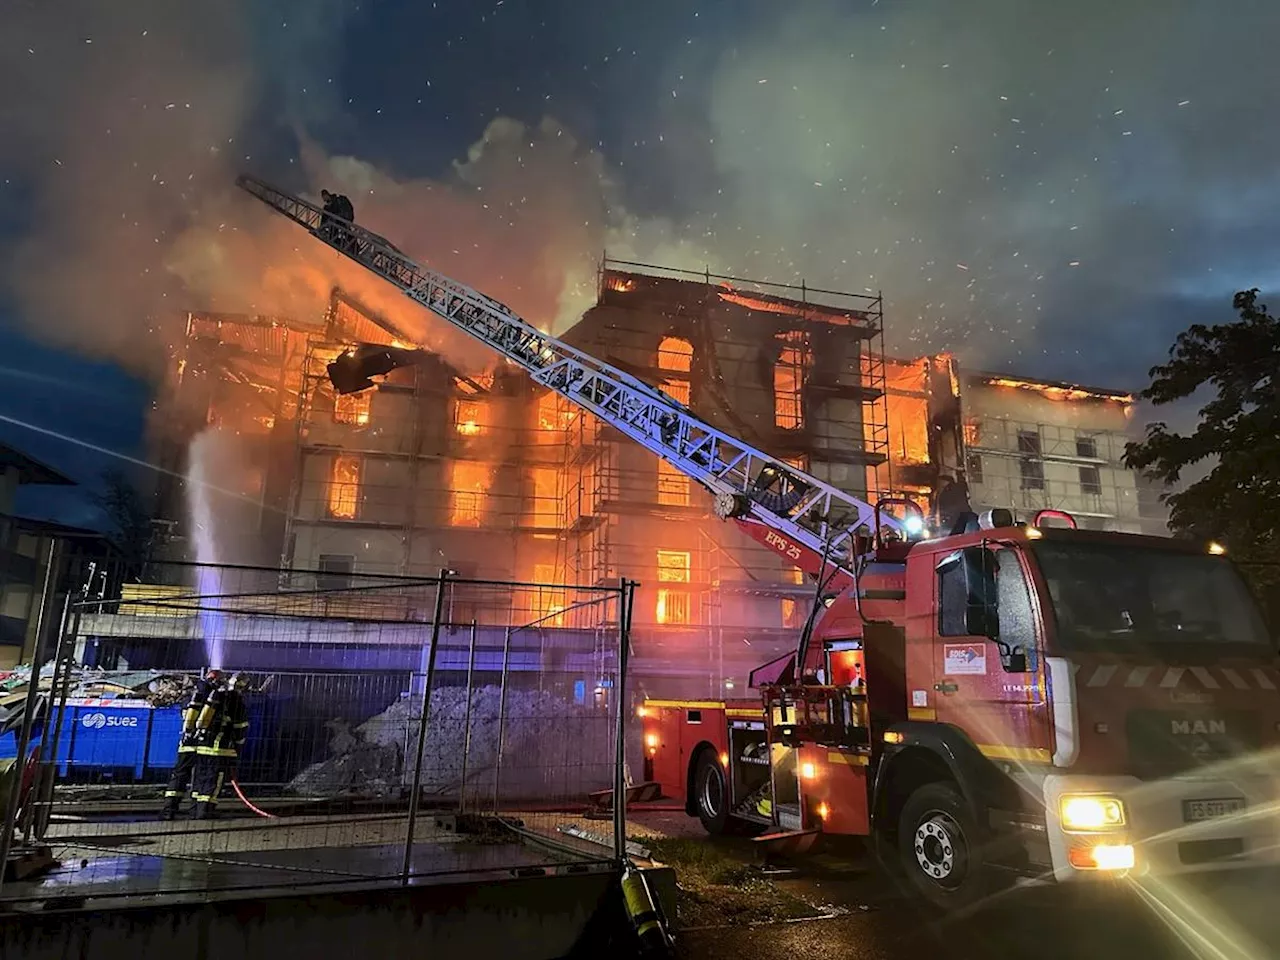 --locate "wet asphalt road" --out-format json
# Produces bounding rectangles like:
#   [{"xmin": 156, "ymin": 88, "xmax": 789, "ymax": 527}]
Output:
[
  {"xmin": 675, "ymin": 873, "xmax": 1280, "ymax": 960},
  {"xmin": 633, "ymin": 813, "xmax": 1280, "ymax": 960}
]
